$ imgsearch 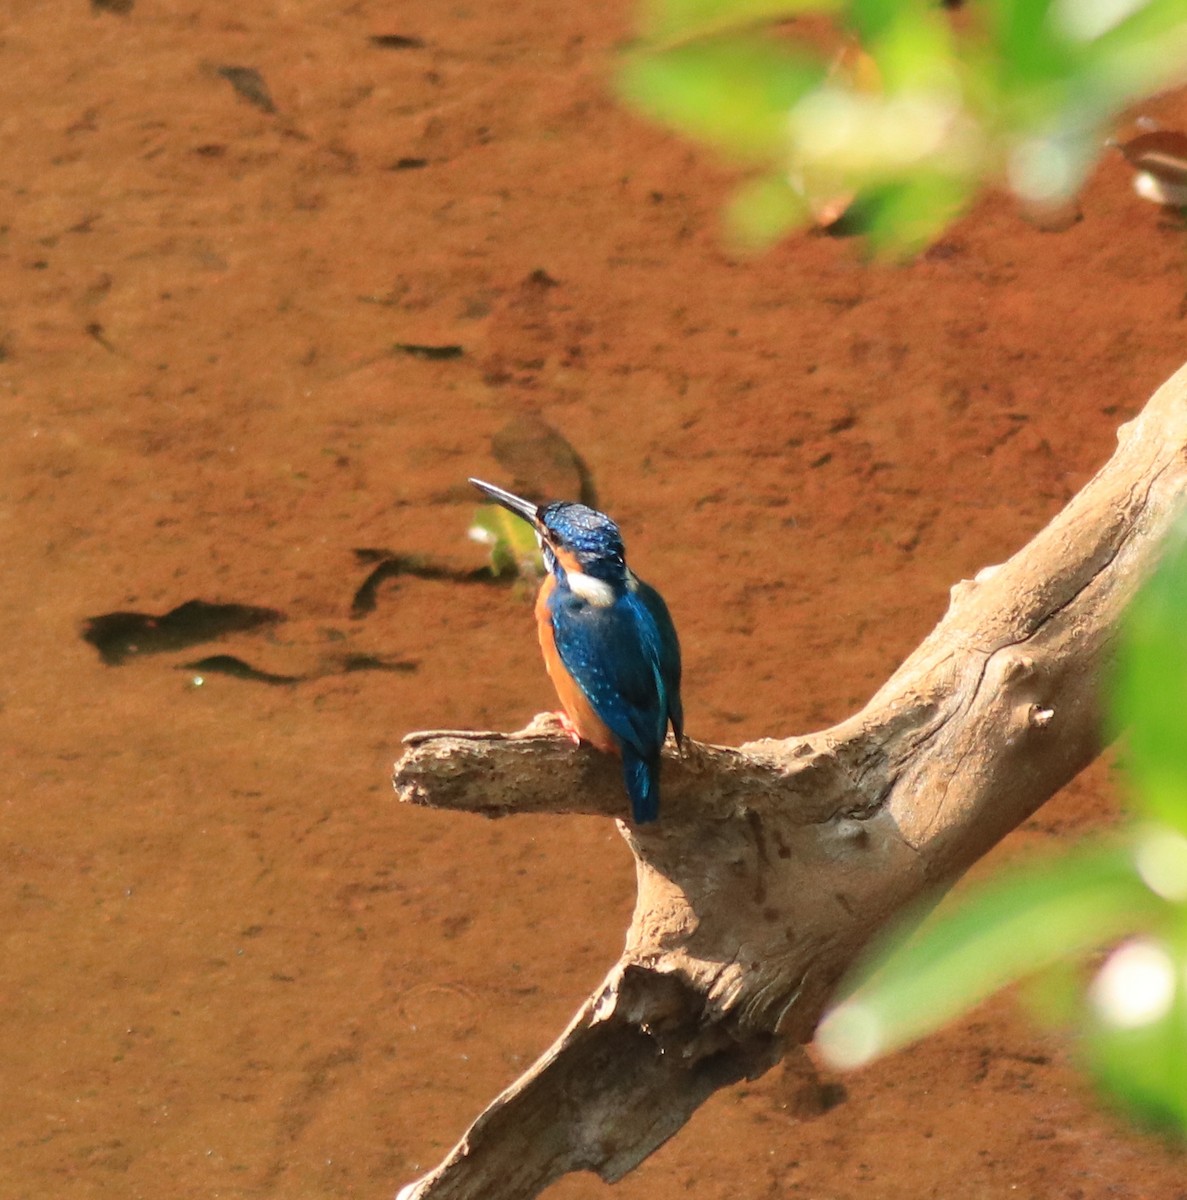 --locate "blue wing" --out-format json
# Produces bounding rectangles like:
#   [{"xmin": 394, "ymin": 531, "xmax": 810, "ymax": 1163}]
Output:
[
  {"xmin": 634, "ymin": 578, "xmax": 683, "ymax": 747},
  {"xmin": 549, "ymin": 579, "xmax": 682, "ymax": 822}
]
